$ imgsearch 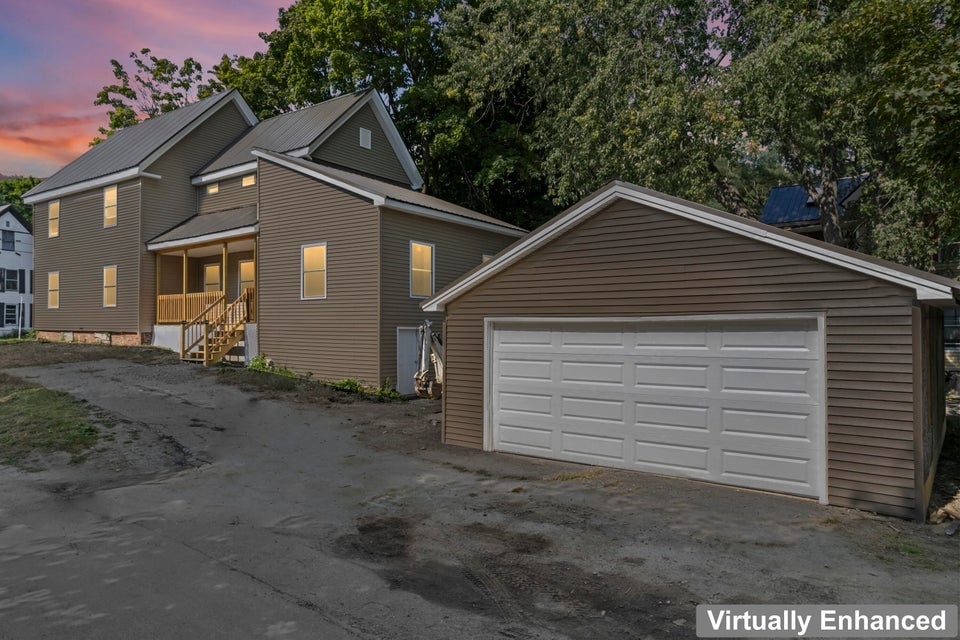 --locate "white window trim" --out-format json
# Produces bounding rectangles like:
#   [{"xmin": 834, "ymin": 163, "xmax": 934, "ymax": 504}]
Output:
[
  {"xmin": 359, "ymin": 127, "xmax": 372, "ymax": 149},
  {"xmin": 238, "ymin": 259, "xmax": 255, "ymax": 296},
  {"xmin": 48, "ymin": 200, "xmax": 60, "ymax": 238},
  {"xmin": 409, "ymin": 240, "xmax": 435, "ymax": 299},
  {"xmin": 103, "ymin": 185, "xmax": 117, "ymax": 228},
  {"xmin": 103, "ymin": 265, "xmax": 117, "ymax": 308},
  {"xmin": 48, "ymin": 271, "xmax": 59, "ymax": 309},
  {"xmin": 202, "ymin": 263, "xmax": 222, "ymax": 293},
  {"xmin": 241, "ymin": 174, "xmax": 256, "ymax": 188},
  {"xmin": 301, "ymin": 242, "xmax": 328, "ymax": 300}
]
